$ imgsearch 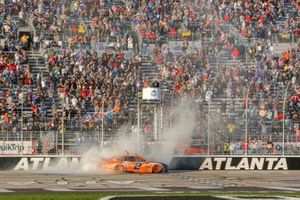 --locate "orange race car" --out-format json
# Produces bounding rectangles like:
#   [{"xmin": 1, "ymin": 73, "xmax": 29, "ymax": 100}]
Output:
[{"xmin": 99, "ymin": 153, "xmax": 168, "ymax": 173}]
